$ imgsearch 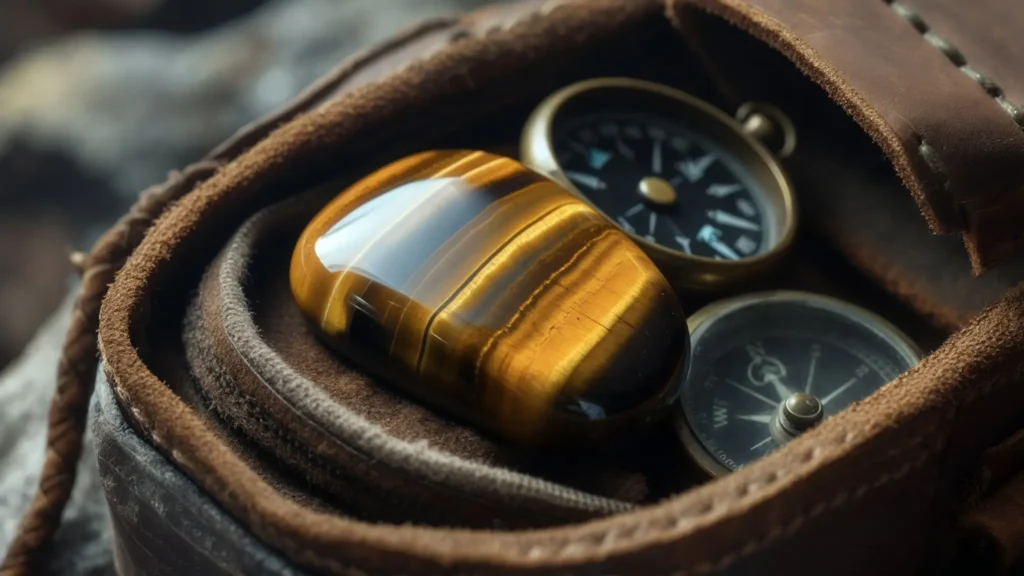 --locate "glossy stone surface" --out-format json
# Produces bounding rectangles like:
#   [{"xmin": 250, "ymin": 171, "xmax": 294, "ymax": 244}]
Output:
[{"xmin": 290, "ymin": 150, "xmax": 690, "ymax": 444}]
